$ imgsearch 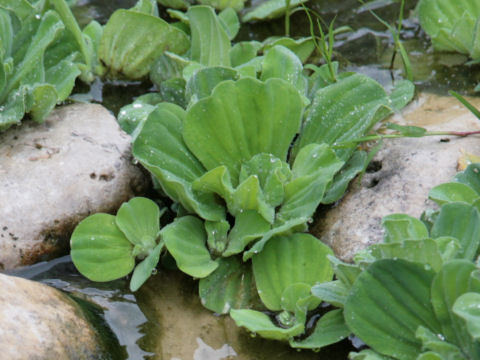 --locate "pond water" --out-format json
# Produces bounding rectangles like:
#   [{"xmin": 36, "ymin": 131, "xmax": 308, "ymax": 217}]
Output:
[{"xmin": 11, "ymin": 1, "xmax": 480, "ymax": 359}]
